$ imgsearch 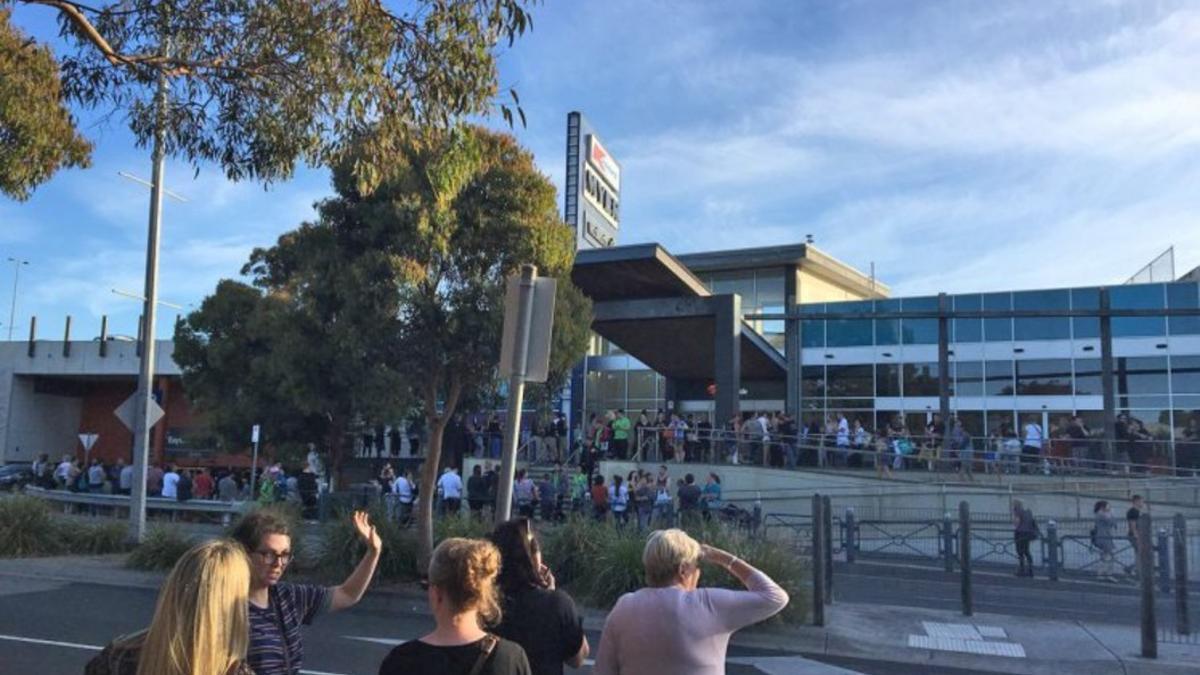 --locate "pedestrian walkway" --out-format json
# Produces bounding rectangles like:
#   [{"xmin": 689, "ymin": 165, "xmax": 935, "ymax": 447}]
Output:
[{"xmin": 2, "ymin": 554, "xmax": 1197, "ymax": 674}]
